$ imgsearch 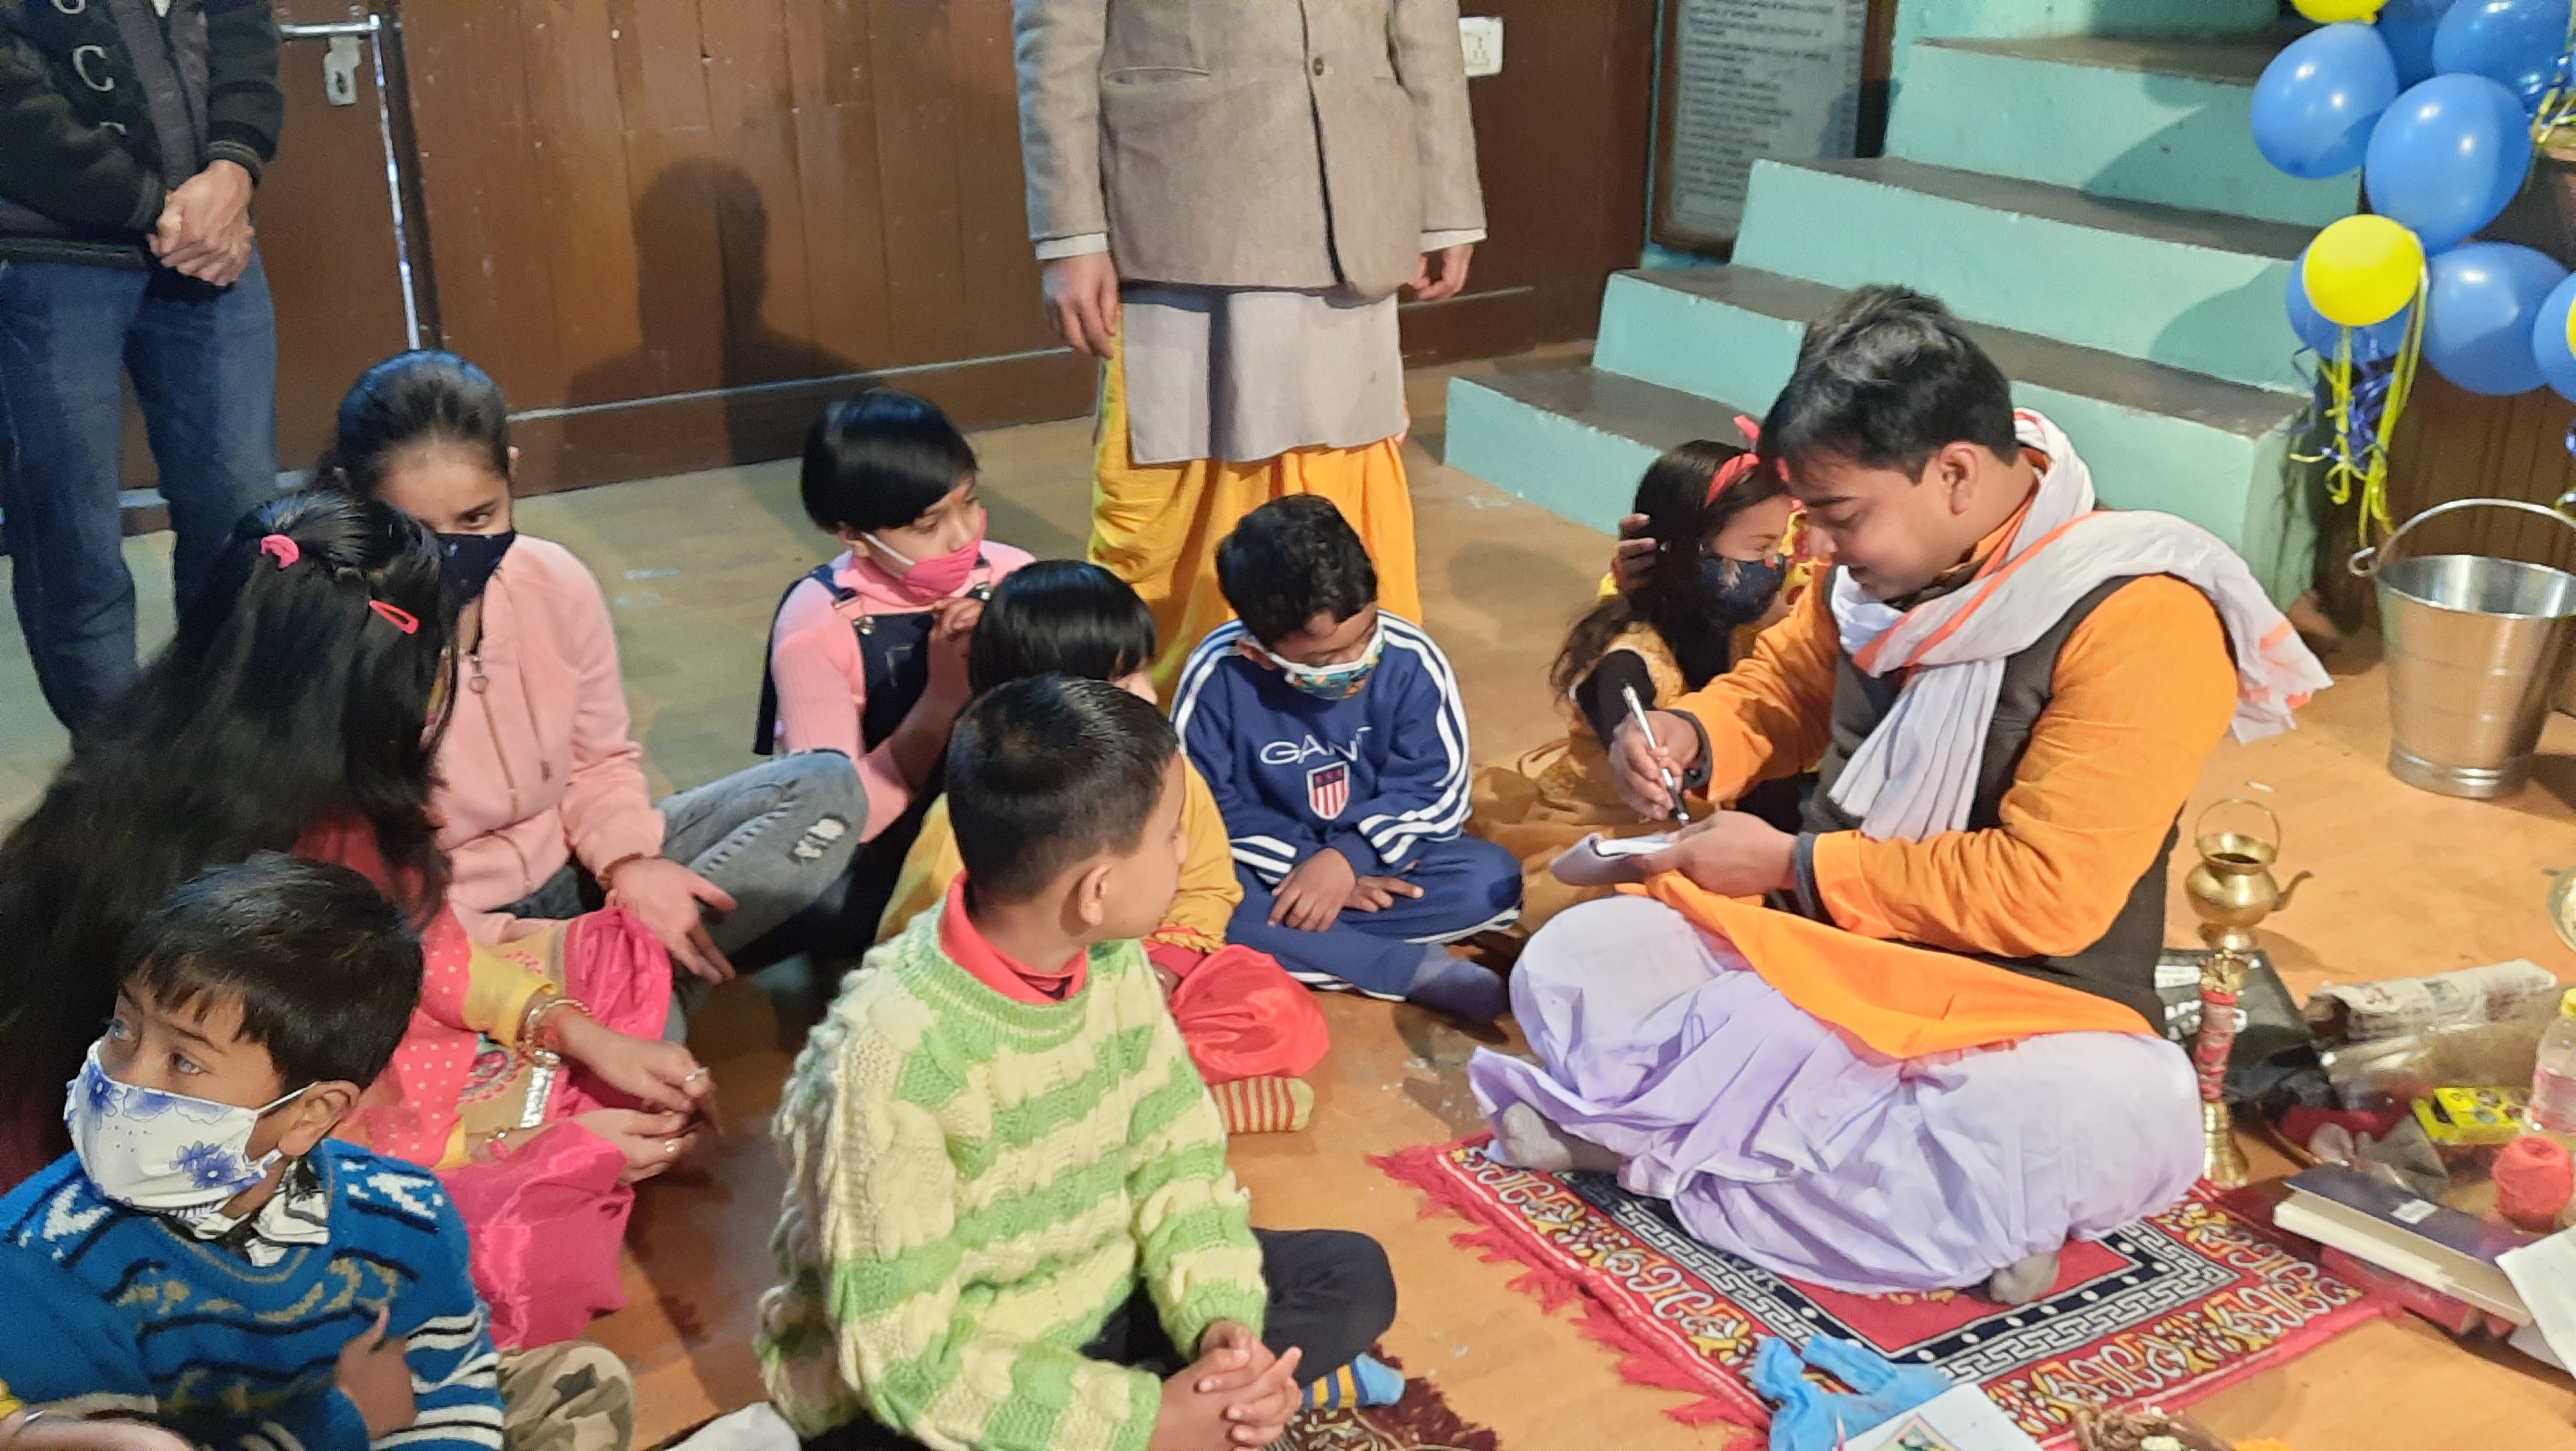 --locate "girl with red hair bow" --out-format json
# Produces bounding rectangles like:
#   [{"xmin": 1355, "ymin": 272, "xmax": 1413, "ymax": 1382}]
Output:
[{"xmin": 1469, "ymin": 430, "xmax": 1799, "ymax": 936}]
